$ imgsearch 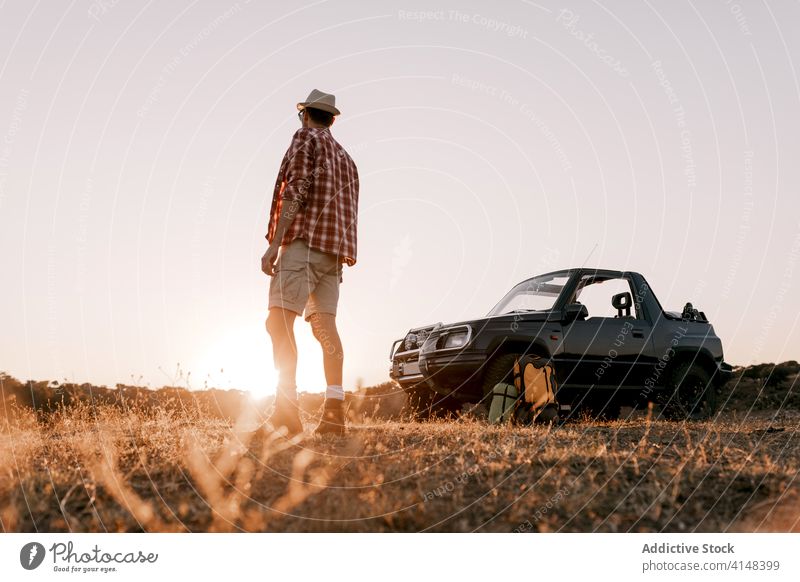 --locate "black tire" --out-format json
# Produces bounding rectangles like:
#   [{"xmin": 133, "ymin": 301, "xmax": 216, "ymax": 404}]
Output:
[
  {"xmin": 480, "ymin": 353, "xmax": 520, "ymax": 407},
  {"xmin": 660, "ymin": 361, "xmax": 717, "ymax": 420}
]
